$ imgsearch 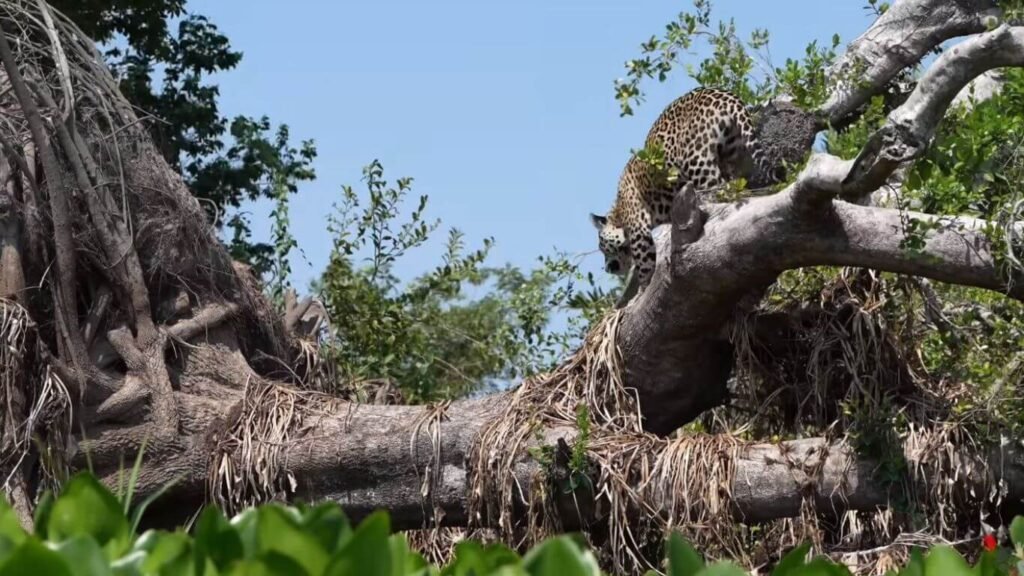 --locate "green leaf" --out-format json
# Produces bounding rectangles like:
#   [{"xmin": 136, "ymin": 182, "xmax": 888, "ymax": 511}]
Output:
[
  {"xmin": 1010, "ymin": 516, "xmax": 1024, "ymax": 549},
  {"xmin": 974, "ymin": 550, "xmax": 1000, "ymax": 576},
  {"xmin": 0, "ymin": 500, "xmax": 26, "ymax": 556},
  {"xmin": 787, "ymin": 557, "xmax": 851, "ymax": 575},
  {"xmin": 297, "ymin": 502, "xmax": 352, "ymax": 554},
  {"xmin": 490, "ymin": 568, "xmax": 528, "ymax": 576},
  {"xmin": 194, "ymin": 507, "xmax": 244, "ymax": 573},
  {"xmin": 0, "ymin": 538, "xmax": 73, "ymax": 576},
  {"xmin": 255, "ymin": 506, "xmax": 328, "ymax": 576},
  {"xmin": 138, "ymin": 531, "xmax": 192, "ymax": 575},
  {"xmin": 231, "ymin": 552, "xmax": 310, "ymax": 576},
  {"xmin": 772, "ymin": 543, "xmax": 810, "ymax": 575},
  {"xmin": 389, "ymin": 533, "xmax": 429, "ymax": 576},
  {"xmin": 521, "ymin": 536, "xmax": 595, "ymax": 576},
  {"xmin": 47, "ymin": 473, "xmax": 130, "ymax": 552},
  {"xmin": 229, "ymin": 508, "xmax": 259, "ymax": 560},
  {"xmin": 921, "ymin": 546, "xmax": 971, "ymax": 575},
  {"xmin": 444, "ymin": 540, "xmax": 520, "ymax": 576},
  {"xmin": 324, "ymin": 510, "xmax": 392, "ymax": 576},
  {"xmin": 51, "ymin": 536, "xmax": 112, "ymax": 576},
  {"xmin": 667, "ymin": 532, "xmax": 705, "ymax": 576},
  {"xmin": 224, "ymin": 559, "xmax": 268, "ymax": 576},
  {"xmin": 33, "ymin": 490, "xmax": 55, "ymax": 539},
  {"xmin": 122, "ymin": 438, "xmax": 148, "ymax": 516},
  {"xmin": 108, "ymin": 549, "xmax": 146, "ymax": 576}
]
